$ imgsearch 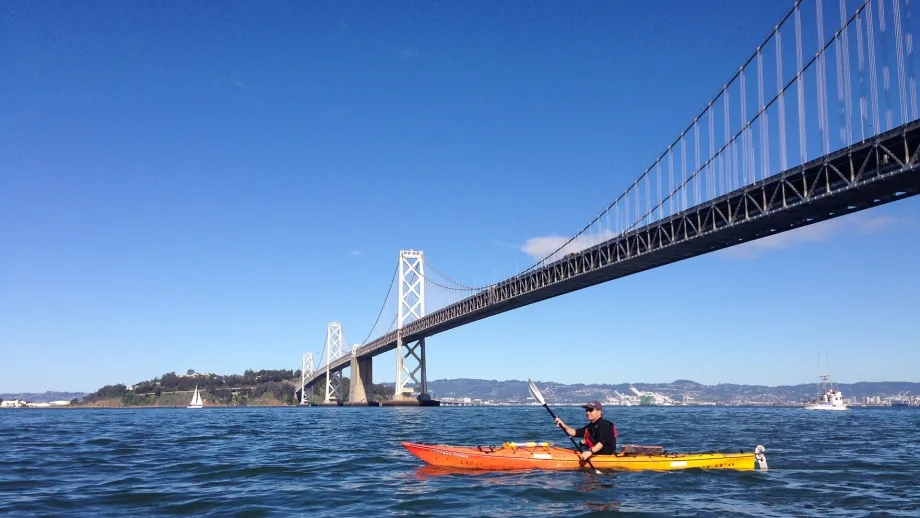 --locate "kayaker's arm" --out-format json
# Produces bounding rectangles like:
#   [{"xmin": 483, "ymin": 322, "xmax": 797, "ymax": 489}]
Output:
[
  {"xmin": 581, "ymin": 441, "xmax": 603, "ymax": 460},
  {"xmin": 554, "ymin": 417, "xmax": 573, "ymax": 436},
  {"xmin": 554, "ymin": 417, "xmax": 584, "ymax": 439}
]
